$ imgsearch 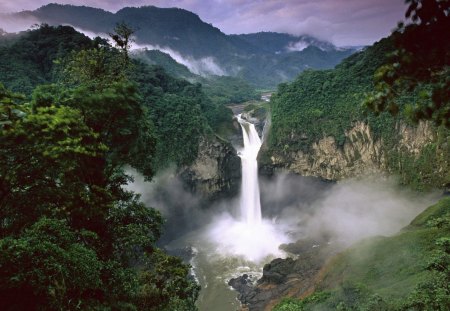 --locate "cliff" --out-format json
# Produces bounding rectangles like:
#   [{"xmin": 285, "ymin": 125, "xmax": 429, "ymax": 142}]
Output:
[
  {"xmin": 179, "ymin": 136, "xmax": 241, "ymax": 200},
  {"xmin": 265, "ymin": 120, "xmax": 448, "ymax": 188},
  {"xmin": 265, "ymin": 37, "xmax": 449, "ymax": 189}
]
